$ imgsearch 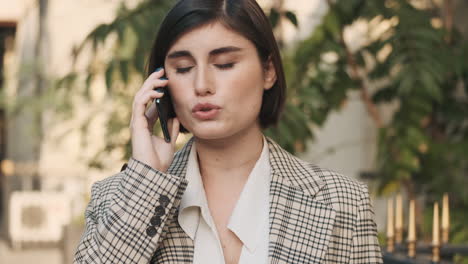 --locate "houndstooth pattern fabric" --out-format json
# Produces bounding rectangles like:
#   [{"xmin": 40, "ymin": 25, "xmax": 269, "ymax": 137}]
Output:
[{"xmin": 74, "ymin": 137, "xmax": 382, "ymax": 263}]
